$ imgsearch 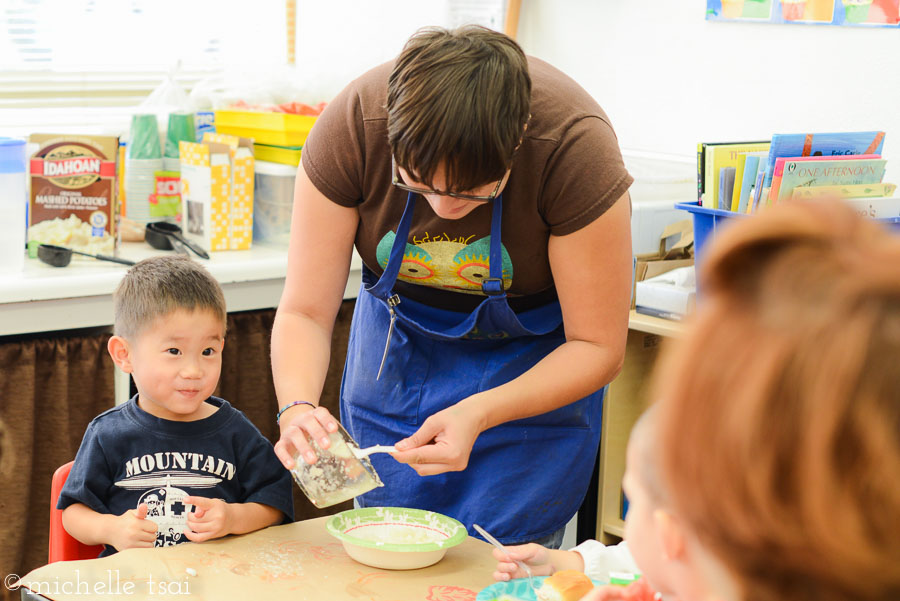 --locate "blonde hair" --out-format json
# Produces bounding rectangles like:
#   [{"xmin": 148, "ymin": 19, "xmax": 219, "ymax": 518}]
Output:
[
  {"xmin": 113, "ymin": 256, "xmax": 226, "ymax": 339},
  {"xmin": 653, "ymin": 202, "xmax": 900, "ymax": 601}
]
